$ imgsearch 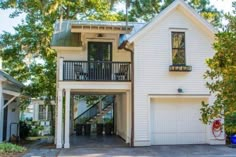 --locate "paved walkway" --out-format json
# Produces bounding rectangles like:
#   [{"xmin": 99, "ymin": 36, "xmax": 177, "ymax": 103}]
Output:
[
  {"xmin": 21, "ymin": 137, "xmax": 236, "ymax": 157},
  {"xmin": 70, "ymin": 135, "xmax": 128, "ymax": 148},
  {"xmin": 22, "ymin": 139, "xmax": 61, "ymax": 157},
  {"xmin": 59, "ymin": 145, "xmax": 236, "ymax": 157}
]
